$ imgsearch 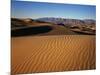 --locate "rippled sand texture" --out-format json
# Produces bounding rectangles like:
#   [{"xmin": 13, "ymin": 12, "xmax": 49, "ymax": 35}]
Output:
[{"xmin": 11, "ymin": 35, "xmax": 96, "ymax": 74}]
